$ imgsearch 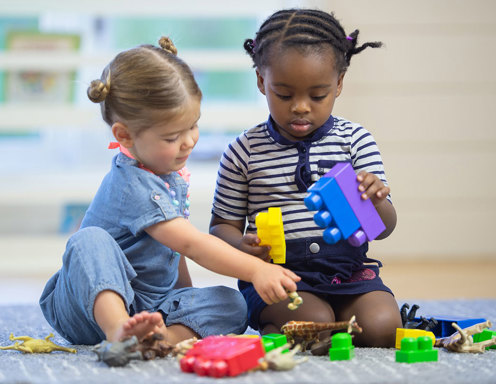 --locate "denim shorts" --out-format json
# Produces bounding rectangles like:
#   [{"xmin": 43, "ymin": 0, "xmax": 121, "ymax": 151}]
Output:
[{"xmin": 40, "ymin": 227, "xmax": 248, "ymax": 344}]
